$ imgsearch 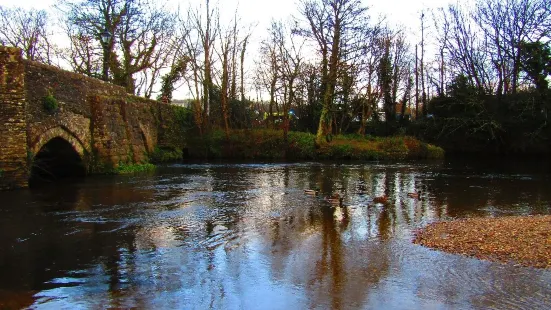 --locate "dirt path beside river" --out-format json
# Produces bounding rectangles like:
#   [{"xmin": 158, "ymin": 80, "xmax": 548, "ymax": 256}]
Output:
[{"xmin": 414, "ymin": 215, "xmax": 551, "ymax": 269}]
